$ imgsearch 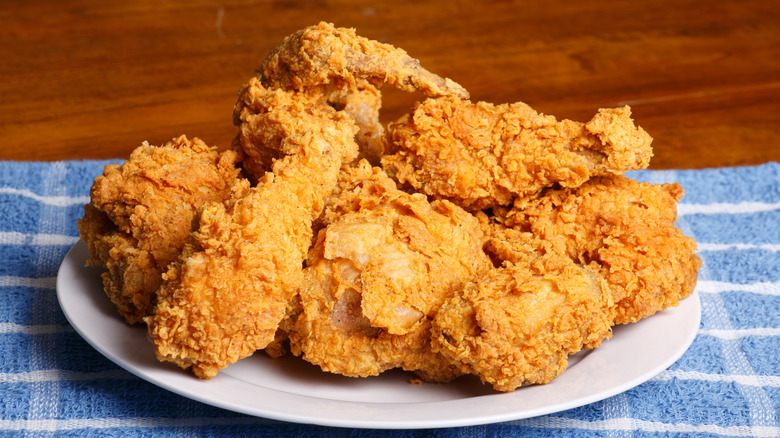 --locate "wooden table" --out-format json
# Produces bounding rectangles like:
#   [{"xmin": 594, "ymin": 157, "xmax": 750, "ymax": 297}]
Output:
[{"xmin": 2, "ymin": 0, "xmax": 778, "ymax": 169}]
